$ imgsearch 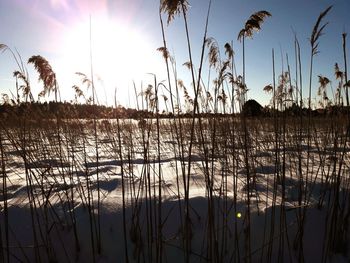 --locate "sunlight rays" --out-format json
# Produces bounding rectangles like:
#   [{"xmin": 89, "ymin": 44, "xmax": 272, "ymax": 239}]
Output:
[{"xmin": 57, "ymin": 16, "xmax": 162, "ymax": 105}]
